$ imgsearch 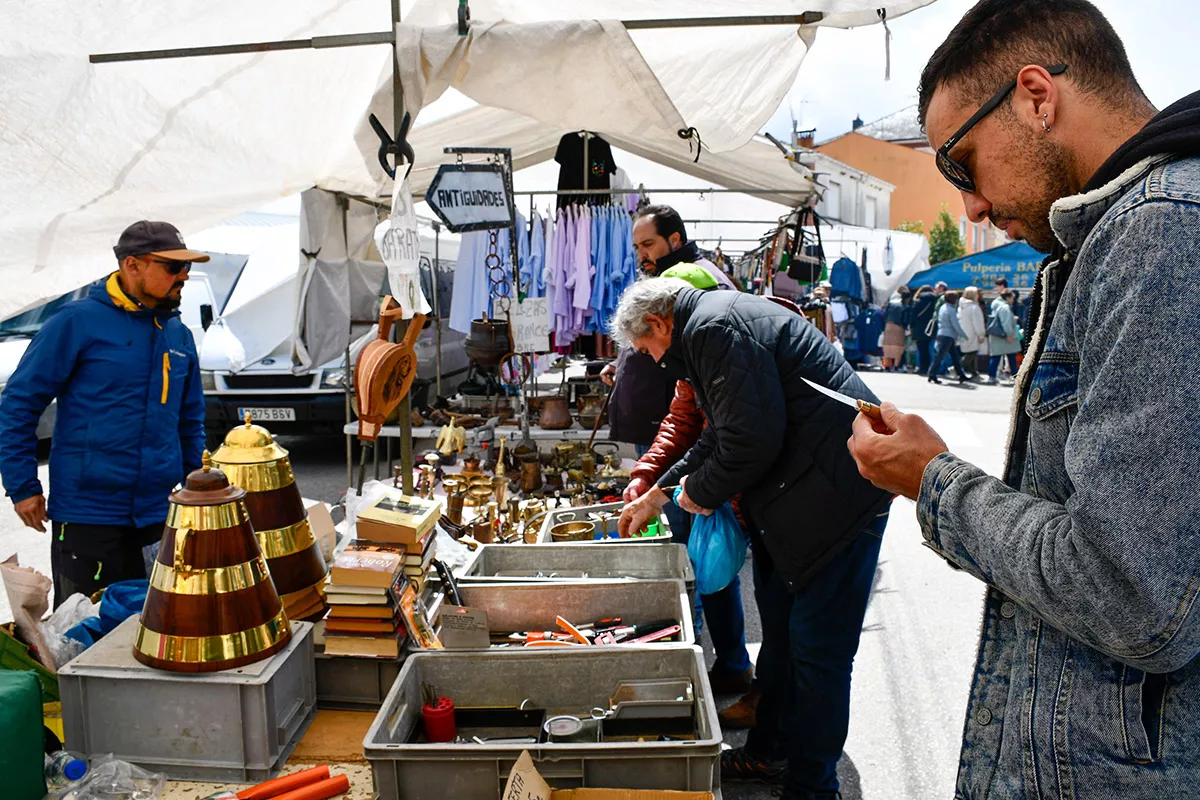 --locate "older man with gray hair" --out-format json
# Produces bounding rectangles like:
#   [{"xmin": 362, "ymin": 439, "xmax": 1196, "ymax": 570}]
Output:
[{"xmin": 613, "ymin": 277, "xmax": 892, "ymax": 800}]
